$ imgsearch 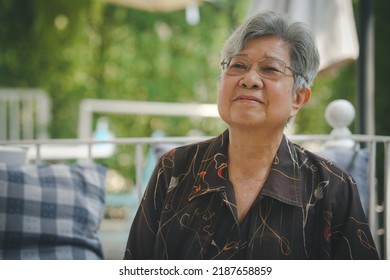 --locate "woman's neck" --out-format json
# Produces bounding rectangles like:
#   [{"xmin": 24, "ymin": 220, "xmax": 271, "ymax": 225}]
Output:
[
  {"xmin": 227, "ymin": 127, "xmax": 283, "ymax": 172},
  {"xmin": 226, "ymin": 127, "xmax": 284, "ymax": 223}
]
